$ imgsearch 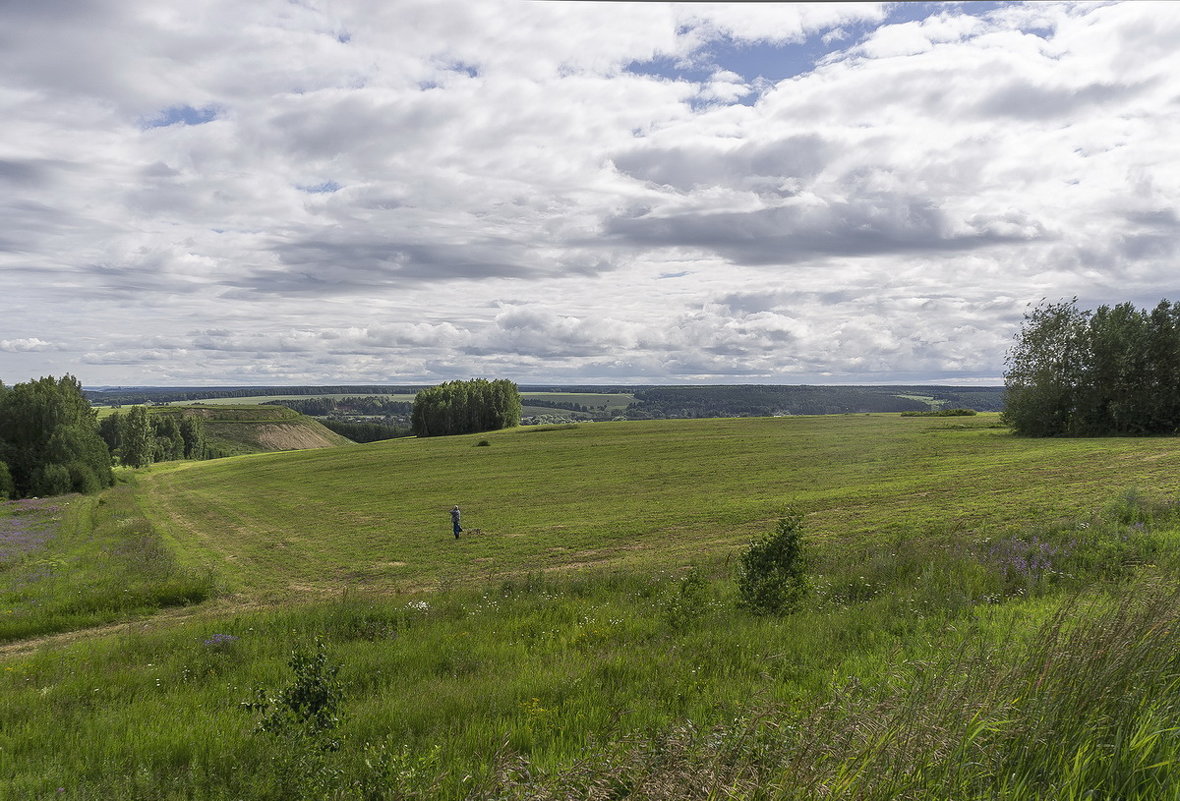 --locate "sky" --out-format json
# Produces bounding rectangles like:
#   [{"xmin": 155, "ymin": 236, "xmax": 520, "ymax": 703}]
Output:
[{"xmin": 1, "ymin": 1, "xmax": 1178, "ymax": 388}]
